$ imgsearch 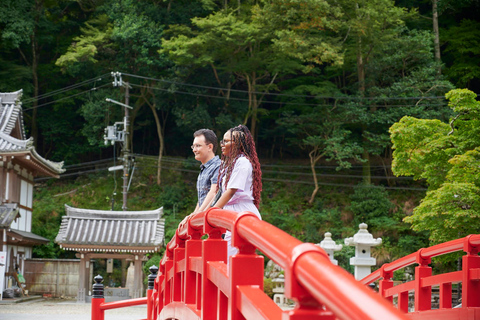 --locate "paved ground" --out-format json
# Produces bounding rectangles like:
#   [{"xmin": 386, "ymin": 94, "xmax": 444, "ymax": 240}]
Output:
[{"xmin": 0, "ymin": 298, "xmax": 148, "ymax": 320}]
